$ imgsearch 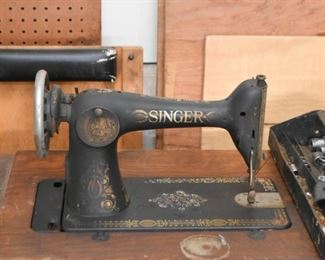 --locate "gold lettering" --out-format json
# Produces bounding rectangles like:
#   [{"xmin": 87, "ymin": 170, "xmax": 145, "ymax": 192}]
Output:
[
  {"xmin": 163, "ymin": 110, "xmax": 173, "ymax": 123},
  {"xmin": 183, "ymin": 111, "xmax": 193, "ymax": 123},
  {"xmin": 158, "ymin": 110, "xmax": 163, "ymax": 122},
  {"xmin": 148, "ymin": 110, "xmax": 159, "ymax": 123},
  {"xmin": 173, "ymin": 110, "xmax": 183, "ymax": 123},
  {"xmin": 193, "ymin": 111, "xmax": 204, "ymax": 123},
  {"xmin": 135, "ymin": 109, "xmax": 206, "ymax": 124}
]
